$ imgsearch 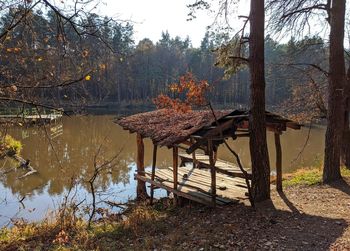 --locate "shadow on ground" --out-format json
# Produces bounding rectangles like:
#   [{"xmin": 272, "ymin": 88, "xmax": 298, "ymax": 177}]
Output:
[{"xmin": 91, "ymin": 194, "xmax": 348, "ymax": 250}]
